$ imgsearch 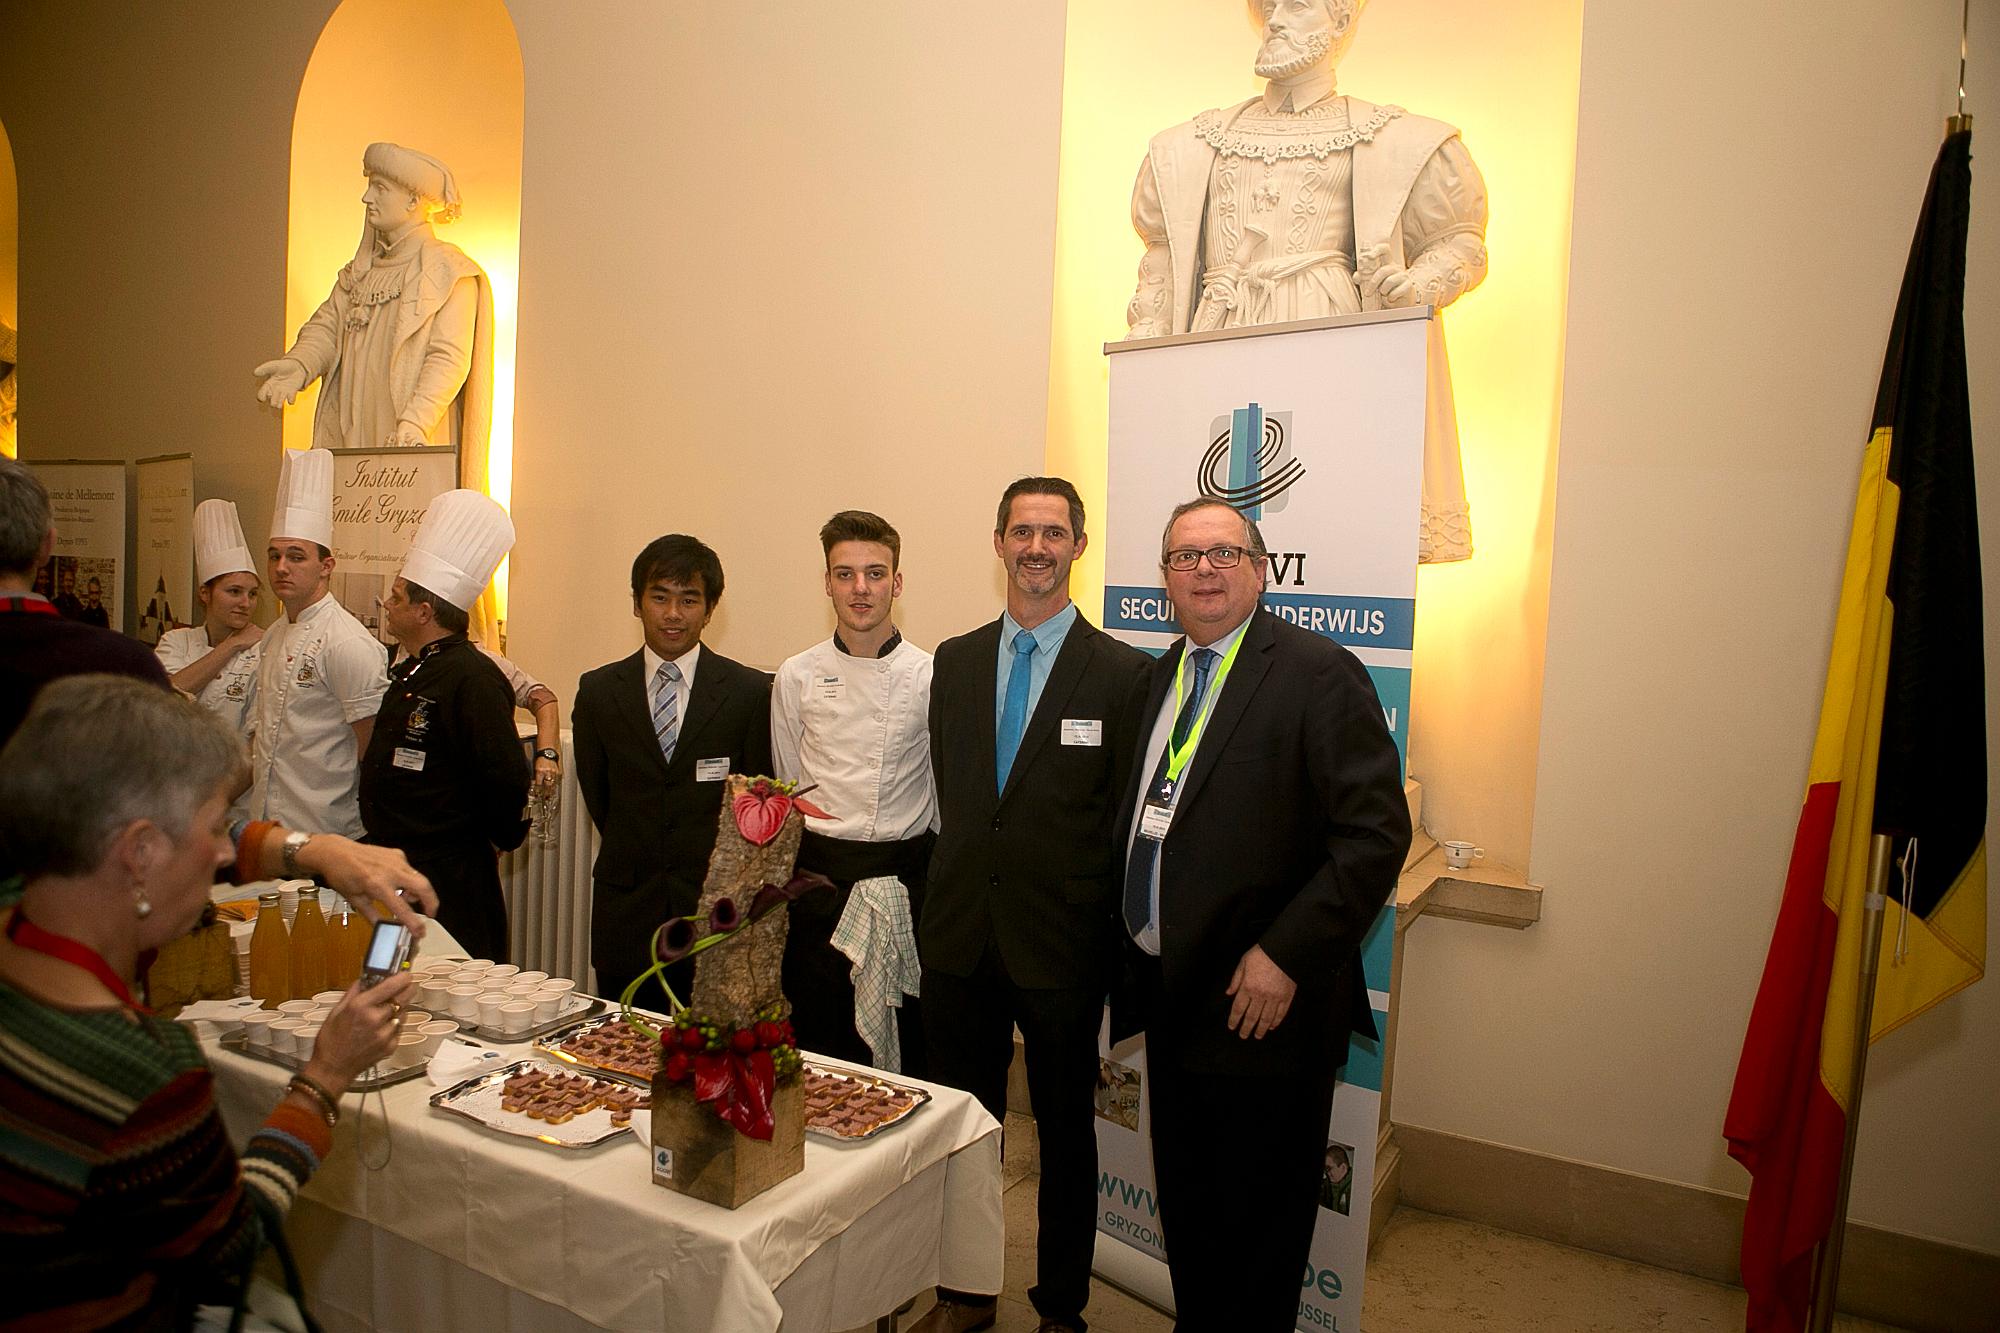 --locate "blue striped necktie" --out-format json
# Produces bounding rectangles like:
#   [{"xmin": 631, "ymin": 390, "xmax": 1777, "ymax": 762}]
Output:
[{"xmin": 653, "ymin": 660, "xmax": 682, "ymax": 764}]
